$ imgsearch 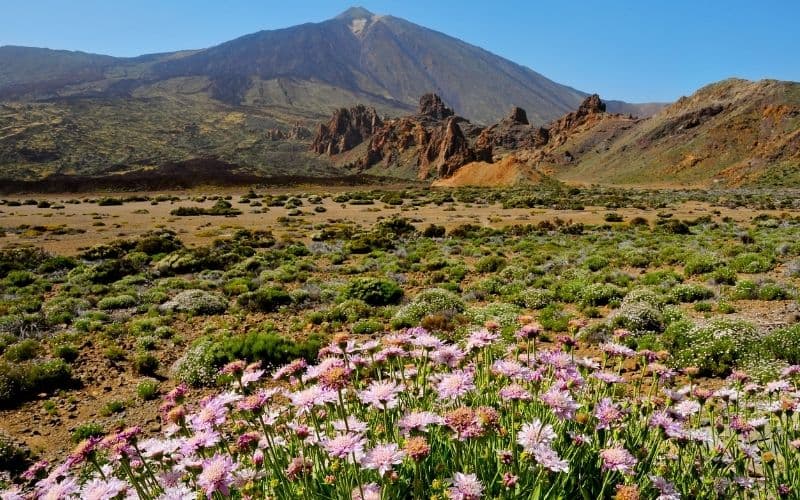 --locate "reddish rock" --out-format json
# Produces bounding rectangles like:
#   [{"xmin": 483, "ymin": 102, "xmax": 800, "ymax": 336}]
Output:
[
  {"xmin": 311, "ymin": 105, "xmax": 383, "ymax": 155},
  {"xmin": 417, "ymin": 93, "xmax": 454, "ymax": 120}
]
